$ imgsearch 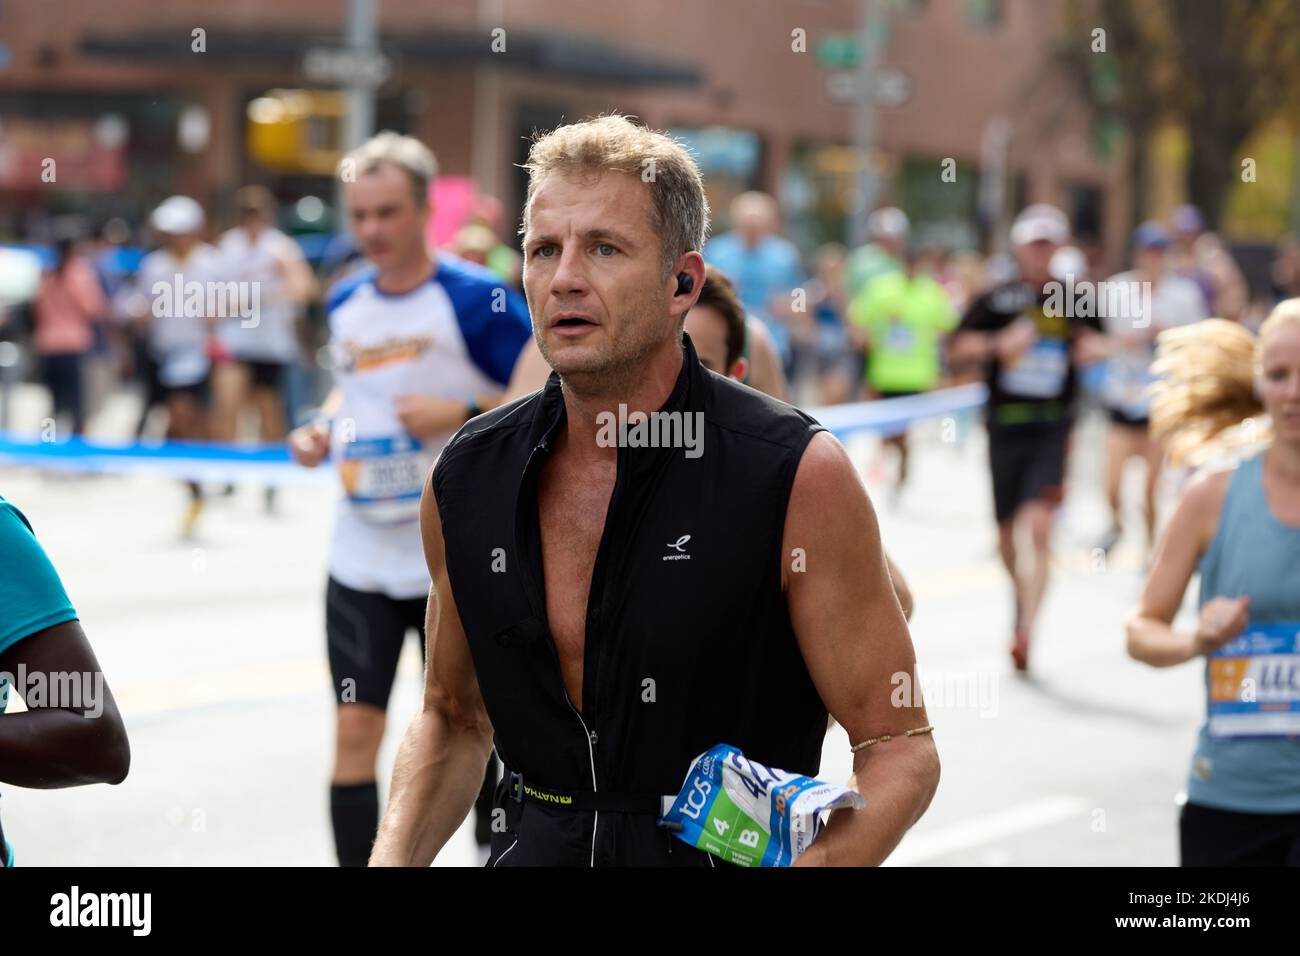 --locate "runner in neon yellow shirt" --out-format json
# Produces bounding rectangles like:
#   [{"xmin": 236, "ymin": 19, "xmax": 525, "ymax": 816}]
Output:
[{"xmin": 849, "ymin": 248, "xmax": 958, "ymax": 498}]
